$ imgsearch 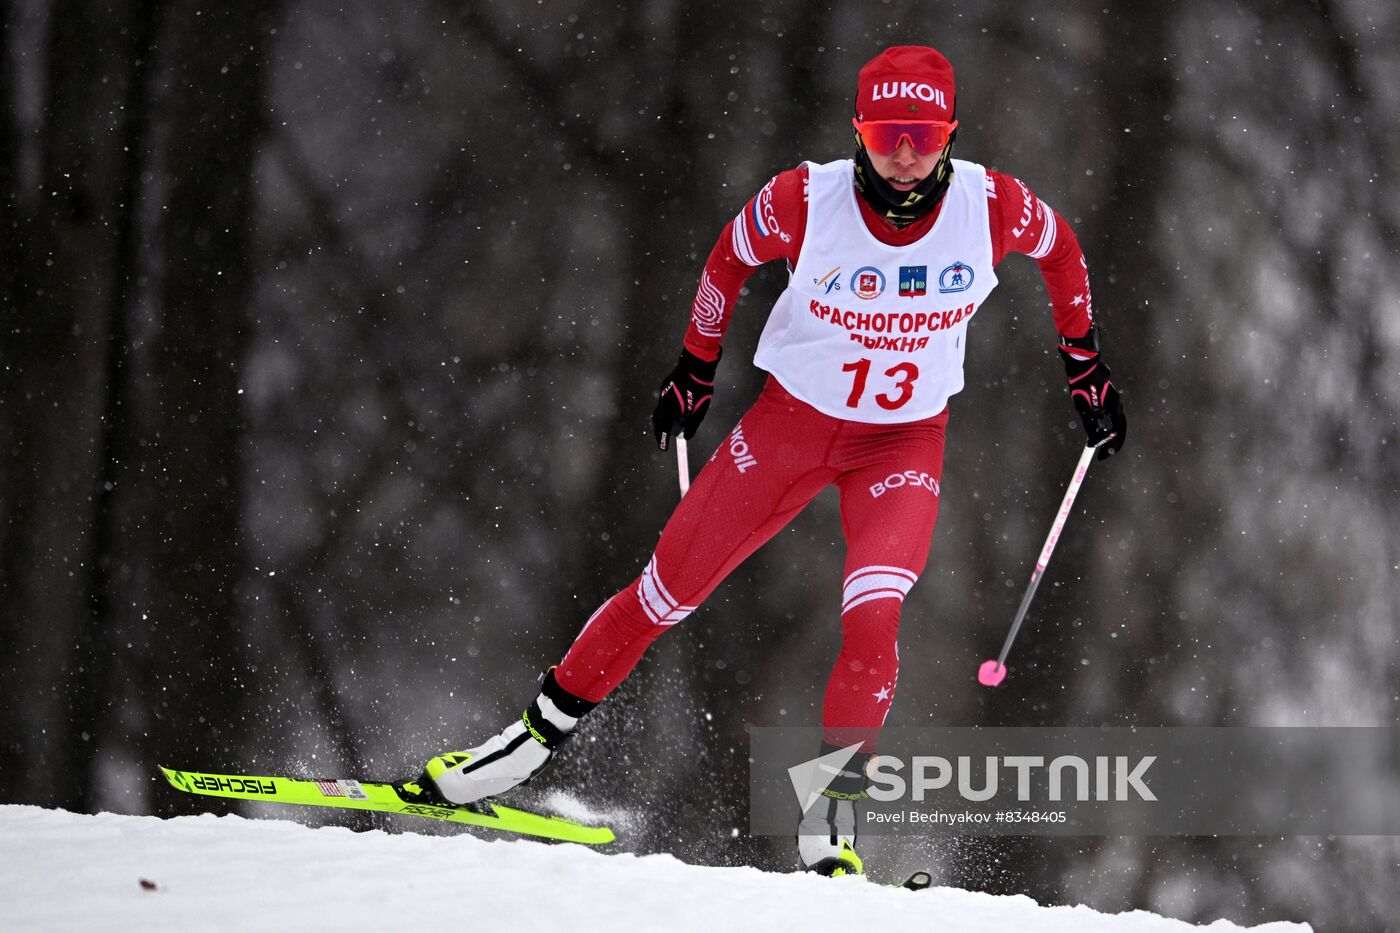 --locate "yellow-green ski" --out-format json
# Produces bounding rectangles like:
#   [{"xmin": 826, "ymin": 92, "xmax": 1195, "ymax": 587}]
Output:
[{"xmin": 159, "ymin": 766, "xmax": 615, "ymax": 845}]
